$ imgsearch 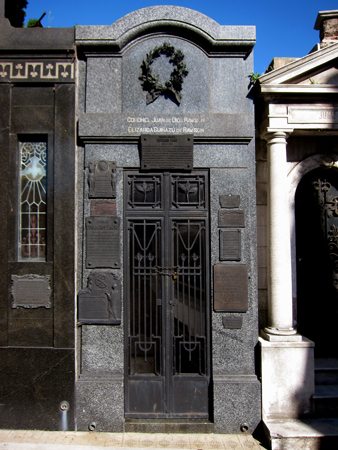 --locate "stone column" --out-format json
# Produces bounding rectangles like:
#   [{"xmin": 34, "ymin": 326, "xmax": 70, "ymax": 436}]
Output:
[{"xmin": 264, "ymin": 131, "xmax": 297, "ymax": 338}]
